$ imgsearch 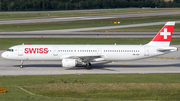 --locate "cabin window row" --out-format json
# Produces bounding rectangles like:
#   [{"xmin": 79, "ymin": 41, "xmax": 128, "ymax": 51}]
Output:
[
  {"xmin": 58, "ymin": 50, "xmax": 97, "ymax": 52},
  {"xmin": 104, "ymin": 50, "xmax": 140, "ymax": 52}
]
